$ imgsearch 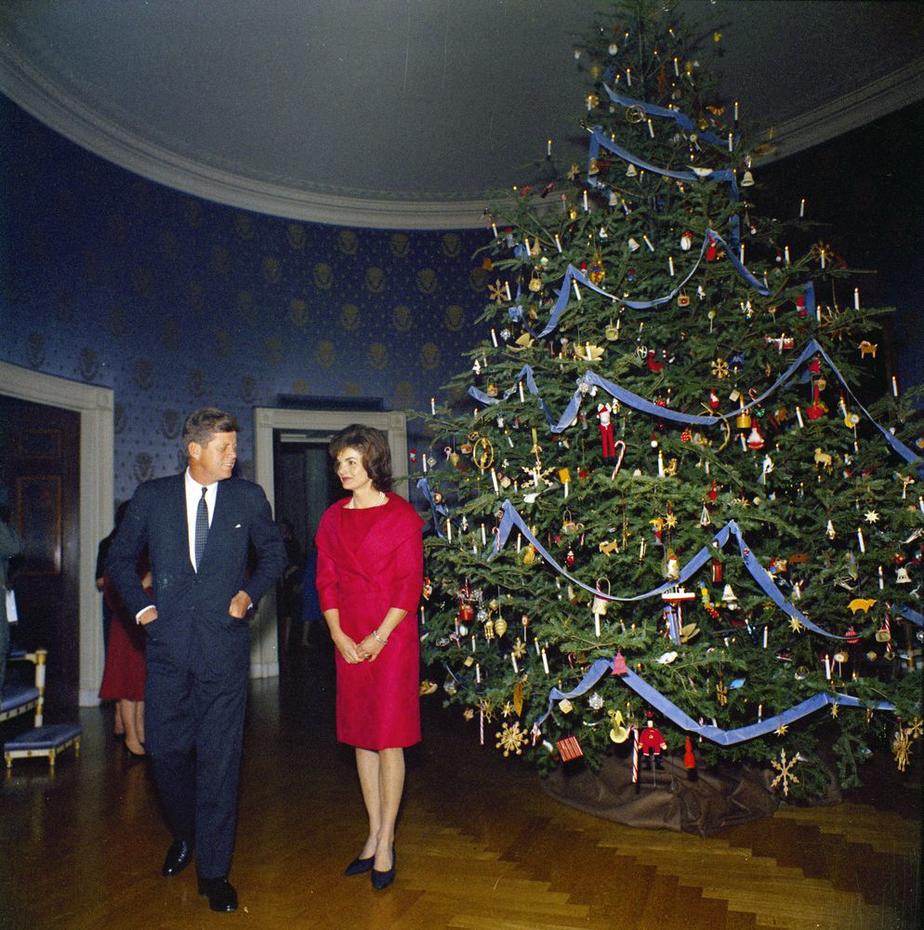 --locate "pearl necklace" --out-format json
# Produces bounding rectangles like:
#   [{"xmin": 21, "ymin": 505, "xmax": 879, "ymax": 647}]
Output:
[{"xmin": 346, "ymin": 491, "xmax": 386, "ymax": 510}]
